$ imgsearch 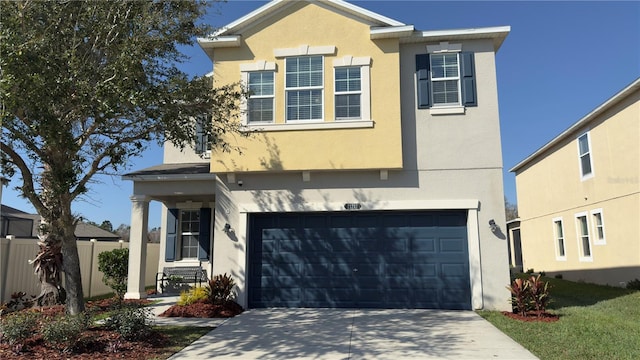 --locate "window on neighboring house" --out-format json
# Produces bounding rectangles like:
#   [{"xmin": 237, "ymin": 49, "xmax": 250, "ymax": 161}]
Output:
[
  {"xmin": 180, "ymin": 210, "xmax": 200, "ymax": 259},
  {"xmin": 195, "ymin": 116, "xmax": 211, "ymax": 157},
  {"xmin": 286, "ymin": 56, "xmax": 323, "ymax": 121},
  {"xmin": 591, "ymin": 209, "xmax": 606, "ymax": 245},
  {"xmin": 553, "ymin": 218, "xmax": 566, "ymax": 259},
  {"xmin": 248, "ymin": 71, "xmax": 274, "ymax": 123},
  {"xmin": 415, "ymin": 52, "xmax": 476, "ymax": 109},
  {"xmin": 575, "ymin": 213, "xmax": 592, "ymax": 260},
  {"xmin": 578, "ymin": 132, "xmax": 593, "ymax": 179},
  {"xmin": 334, "ymin": 67, "xmax": 361, "ymax": 119}
]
